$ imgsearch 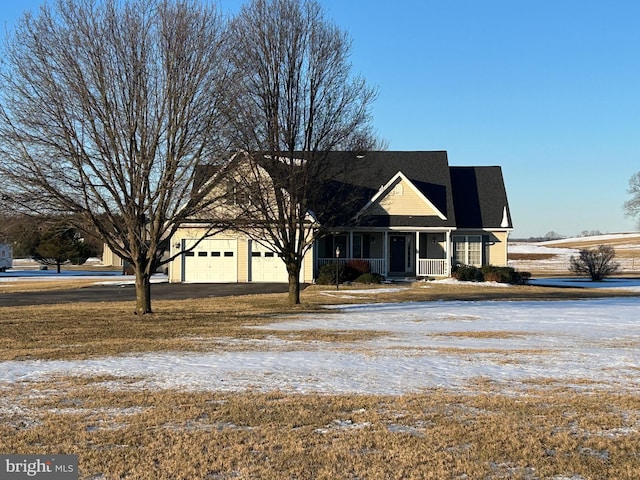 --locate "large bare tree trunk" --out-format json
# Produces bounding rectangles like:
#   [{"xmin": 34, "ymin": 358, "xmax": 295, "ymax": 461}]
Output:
[
  {"xmin": 134, "ymin": 269, "xmax": 153, "ymax": 315},
  {"xmin": 287, "ymin": 263, "xmax": 301, "ymax": 306}
]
